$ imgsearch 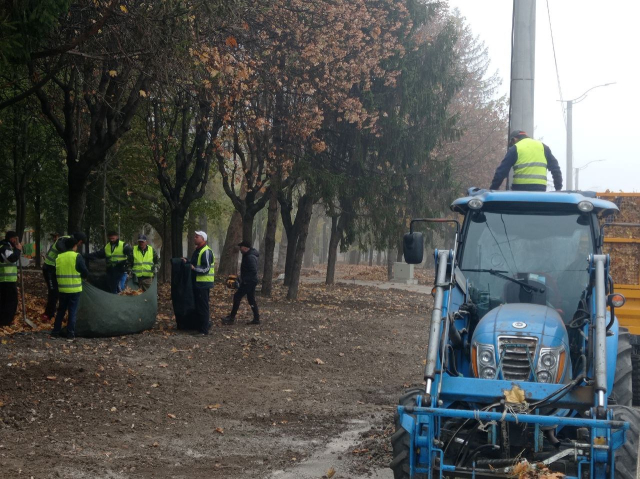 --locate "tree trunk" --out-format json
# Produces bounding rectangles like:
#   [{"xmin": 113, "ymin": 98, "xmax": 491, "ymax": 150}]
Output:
[
  {"xmin": 303, "ymin": 209, "xmax": 319, "ymax": 268},
  {"xmin": 218, "ymin": 211, "xmax": 242, "ymax": 277},
  {"xmin": 283, "ymin": 230, "xmax": 297, "ymax": 287},
  {"xmin": 349, "ymin": 250, "xmax": 358, "ymax": 265},
  {"xmin": 387, "ymin": 247, "xmax": 394, "ymax": 281},
  {"xmin": 186, "ymin": 212, "xmax": 196, "ymax": 258},
  {"xmin": 161, "ymin": 205, "xmax": 169, "ymax": 283},
  {"xmin": 242, "ymin": 212, "xmax": 254, "ymax": 244},
  {"xmin": 286, "ymin": 195, "xmax": 314, "ymax": 300},
  {"xmin": 326, "ymin": 216, "xmax": 341, "ymax": 285},
  {"xmin": 377, "ymin": 249, "xmax": 382, "ymax": 266},
  {"xmin": 34, "ymin": 193, "xmax": 42, "ymax": 268},
  {"xmin": 170, "ymin": 208, "xmax": 186, "ymax": 258},
  {"xmin": 321, "ymin": 221, "xmax": 328, "ymax": 264},
  {"xmin": 277, "ymin": 232, "xmax": 287, "ymax": 270},
  {"xmin": 67, "ymin": 169, "xmax": 90, "ymax": 233},
  {"xmin": 261, "ymin": 191, "xmax": 278, "ymax": 297},
  {"xmin": 368, "ymin": 246, "xmax": 373, "ymax": 266}
]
